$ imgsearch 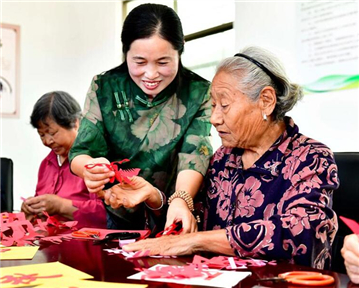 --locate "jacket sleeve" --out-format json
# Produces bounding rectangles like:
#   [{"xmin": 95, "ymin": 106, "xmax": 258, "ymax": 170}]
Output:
[
  {"xmin": 226, "ymin": 146, "xmax": 339, "ymax": 268},
  {"xmin": 177, "ymin": 85, "xmax": 213, "ymax": 177},
  {"xmin": 69, "ymin": 76, "xmax": 109, "ymax": 162}
]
